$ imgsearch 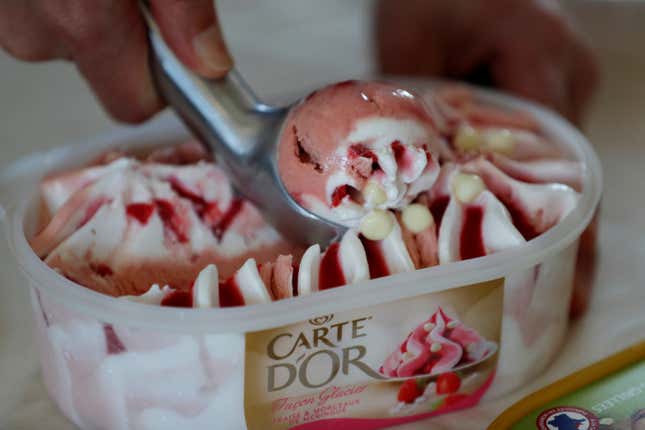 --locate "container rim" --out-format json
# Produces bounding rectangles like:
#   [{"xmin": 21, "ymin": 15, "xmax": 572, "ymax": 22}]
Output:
[{"xmin": 0, "ymin": 80, "xmax": 603, "ymax": 334}]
